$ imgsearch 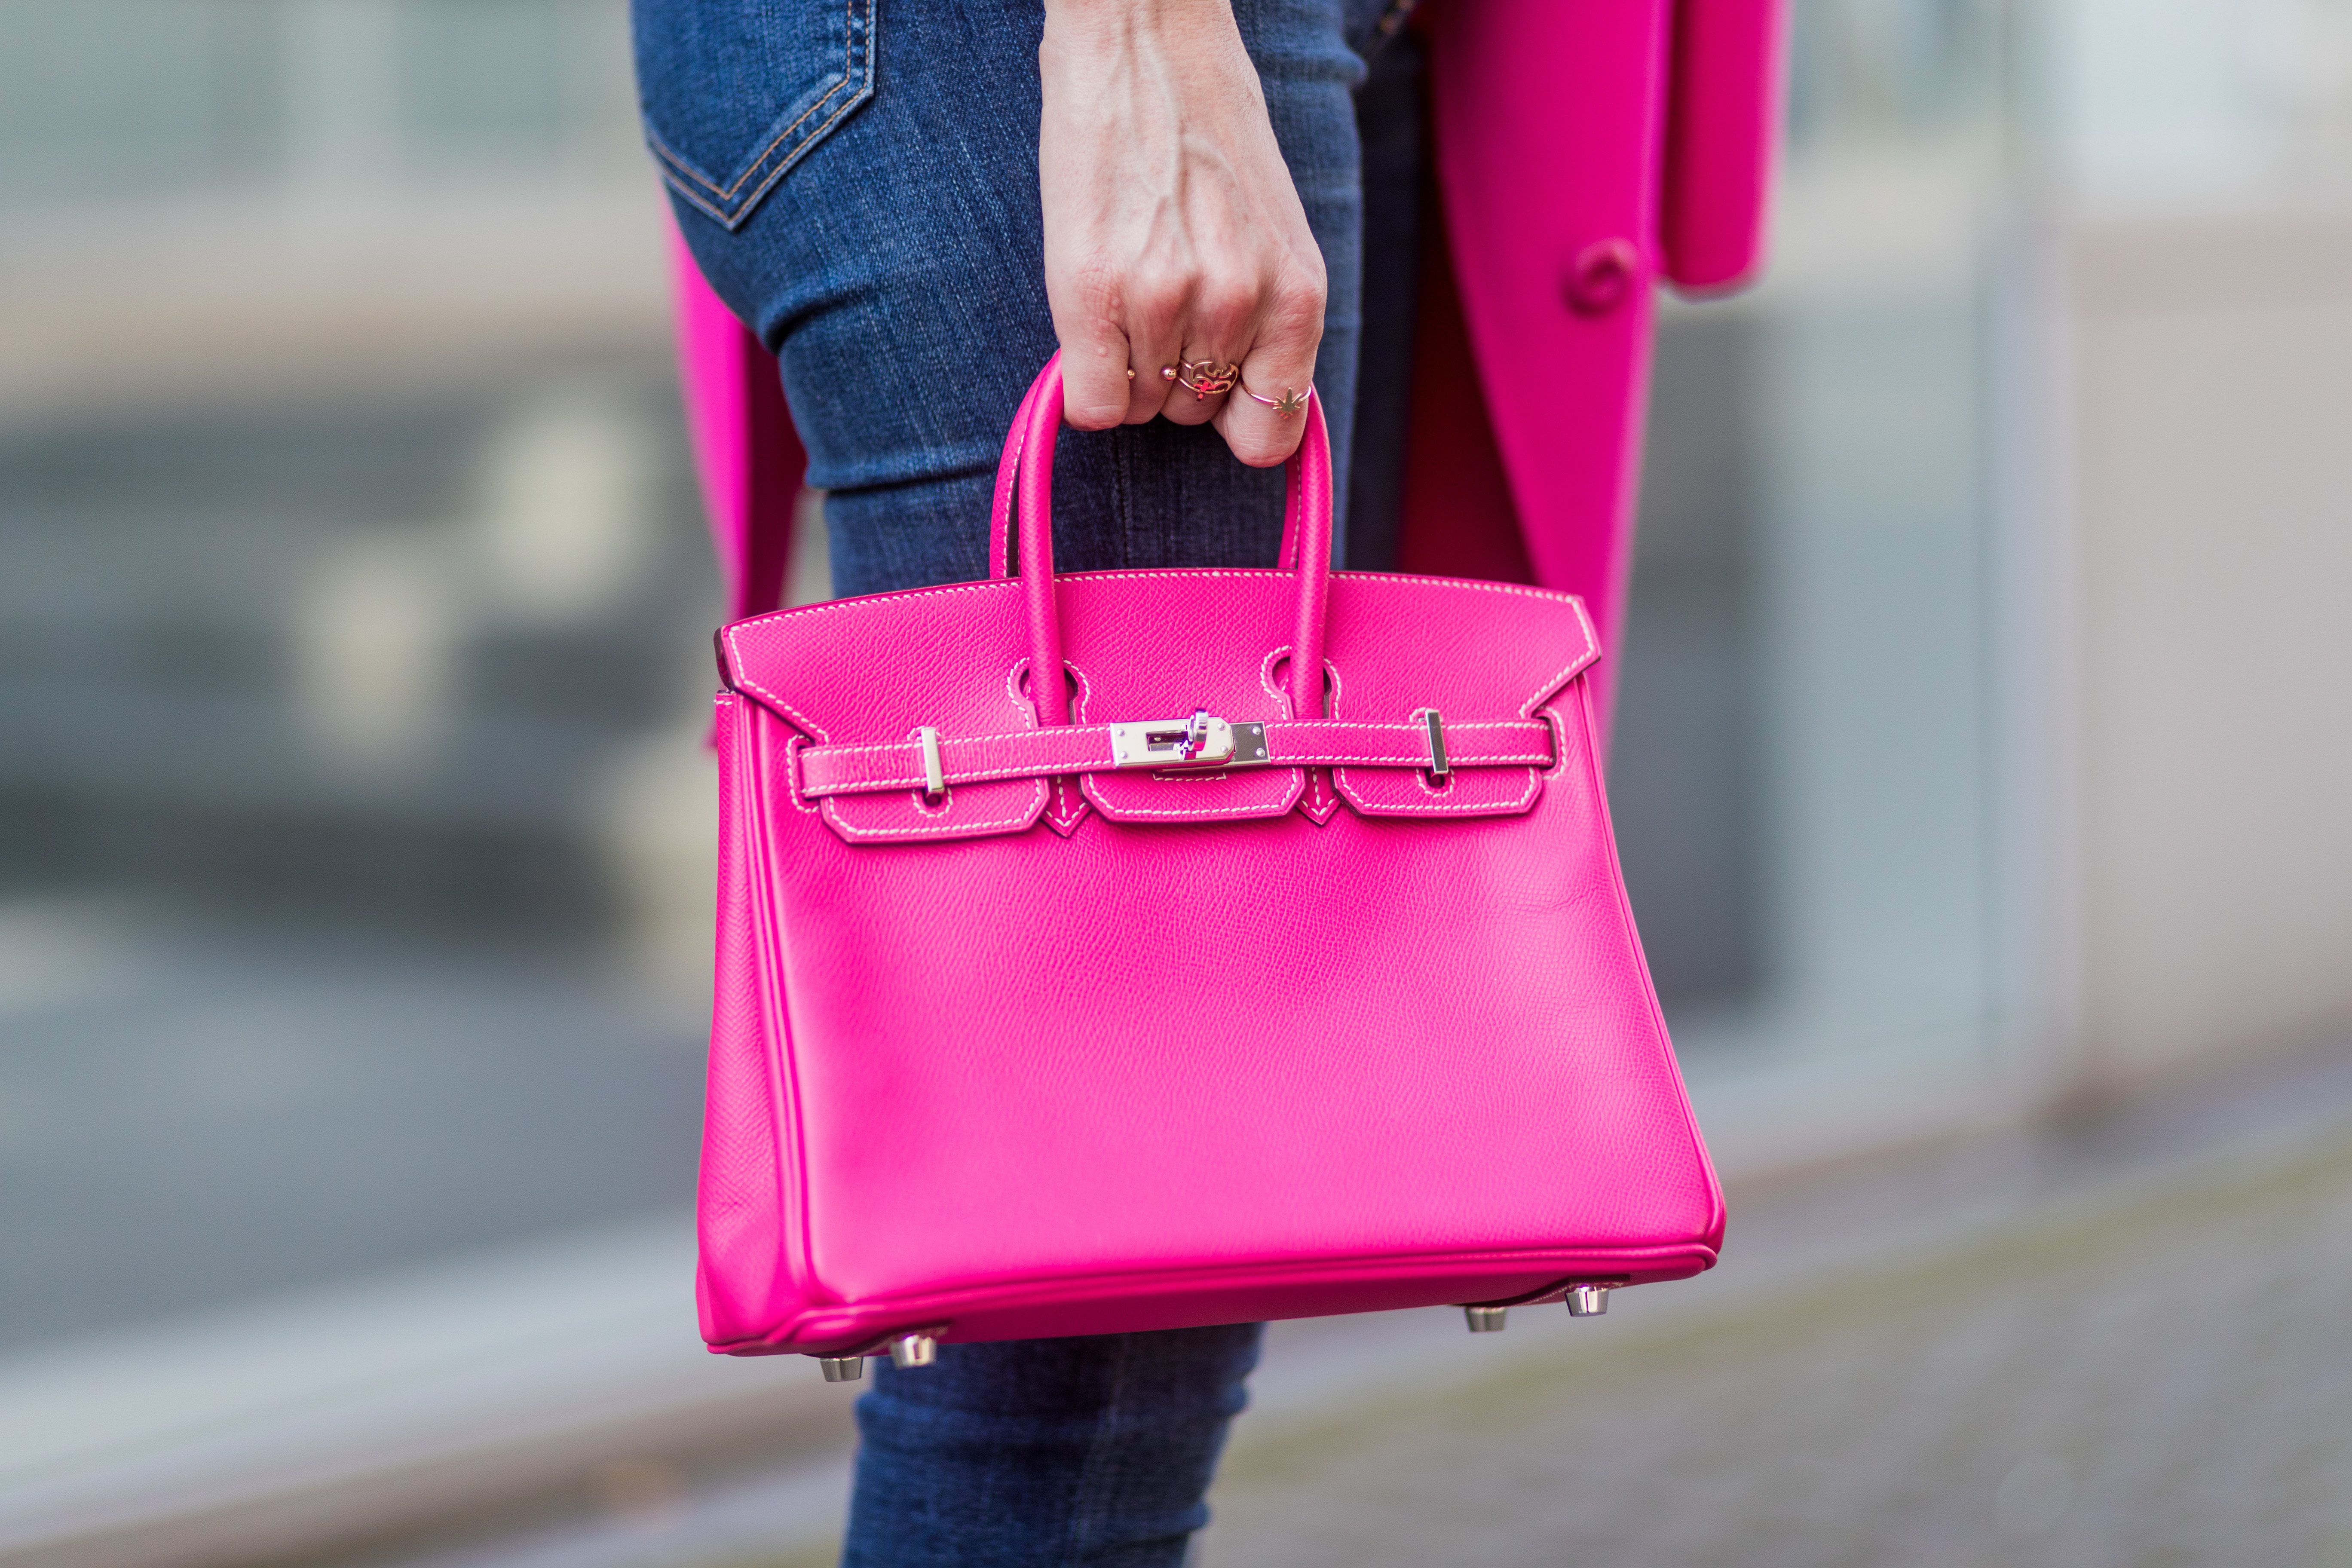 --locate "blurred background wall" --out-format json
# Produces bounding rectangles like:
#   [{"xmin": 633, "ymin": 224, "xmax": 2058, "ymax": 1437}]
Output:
[
  {"xmin": 3, "ymin": 0, "xmax": 2351, "ymax": 1562},
  {"xmin": 0, "ymin": 0, "xmax": 731, "ymax": 1352},
  {"xmin": 2030, "ymin": 0, "xmax": 2352, "ymax": 1092}
]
